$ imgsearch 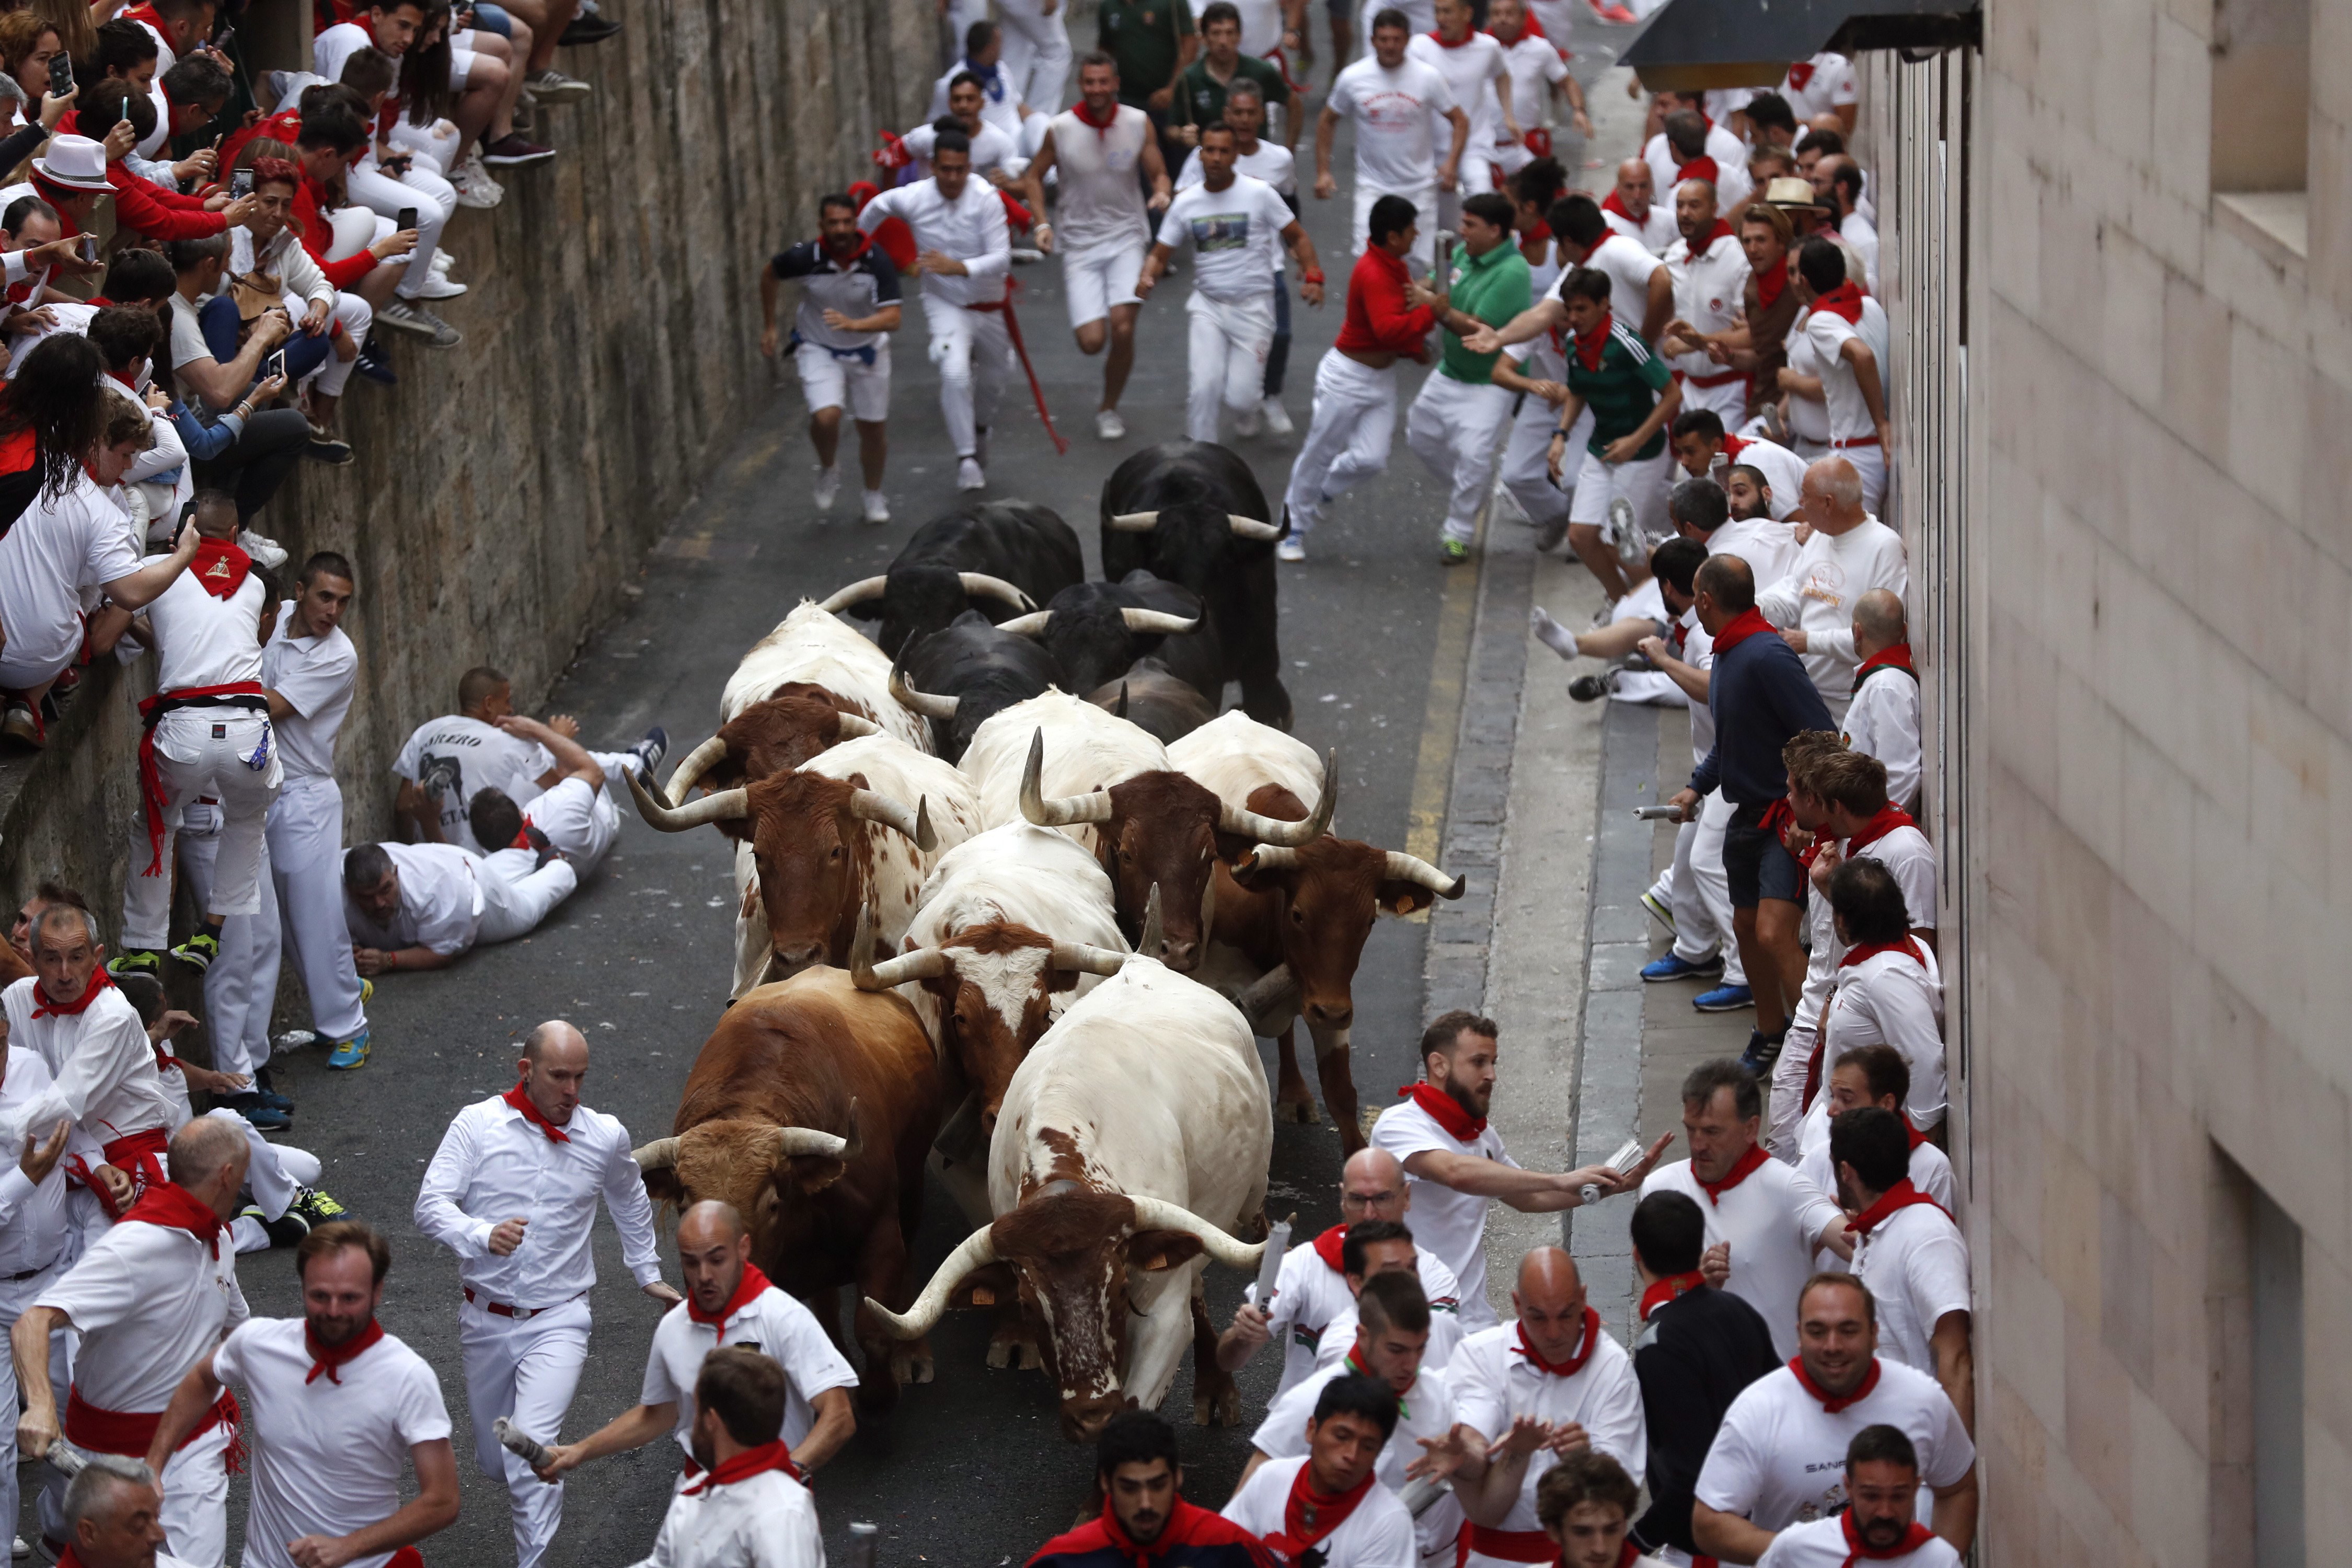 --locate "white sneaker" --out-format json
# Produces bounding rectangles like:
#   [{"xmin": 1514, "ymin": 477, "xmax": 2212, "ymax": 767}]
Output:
[
  {"xmin": 812, "ymin": 467, "xmax": 840, "ymax": 510},
  {"xmin": 862, "ymin": 490, "xmax": 890, "ymax": 524},
  {"xmin": 1095, "ymin": 408, "xmax": 1125, "ymax": 441},
  {"xmin": 956, "ymin": 458, "xmax": 986, "ymax": 492},
  {"xmin": 1232, "ymin": 403, "xmax": 1263, "ymax": 438},
  {"xmin": 454, "ymin": 149, "xmax": 505, "ymax": 206},
  {"xmin": 1260, "ymin": 398, "xmax": 1294, "ymax": 436},
  {"xmin": 429, "ymin": 250, "xmax": 456, "ymax": 274},
  {"xmin": 411, "ymin": 273, "xmax": 467, "ymax": 299},
  {"xmin": 1276, "ymin": 535, "xmax": 1305, "ymax": 563}
]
